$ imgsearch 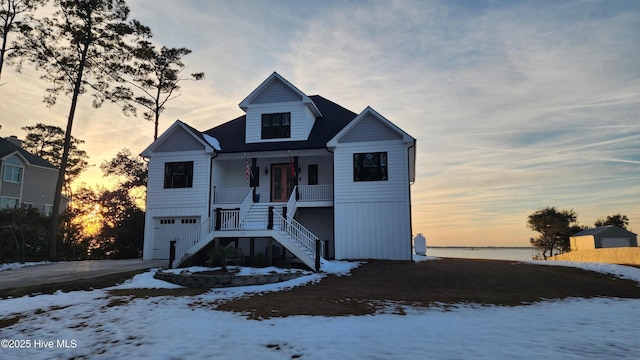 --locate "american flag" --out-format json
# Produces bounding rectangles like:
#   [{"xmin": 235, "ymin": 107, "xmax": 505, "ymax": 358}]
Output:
[
  {"xmin": 289, "ymin": 151, "xmax": 295, "ymax": 177},
  {"xmin": 245, "ymin": 159, "xmax": 253, "ymax": 182}
]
